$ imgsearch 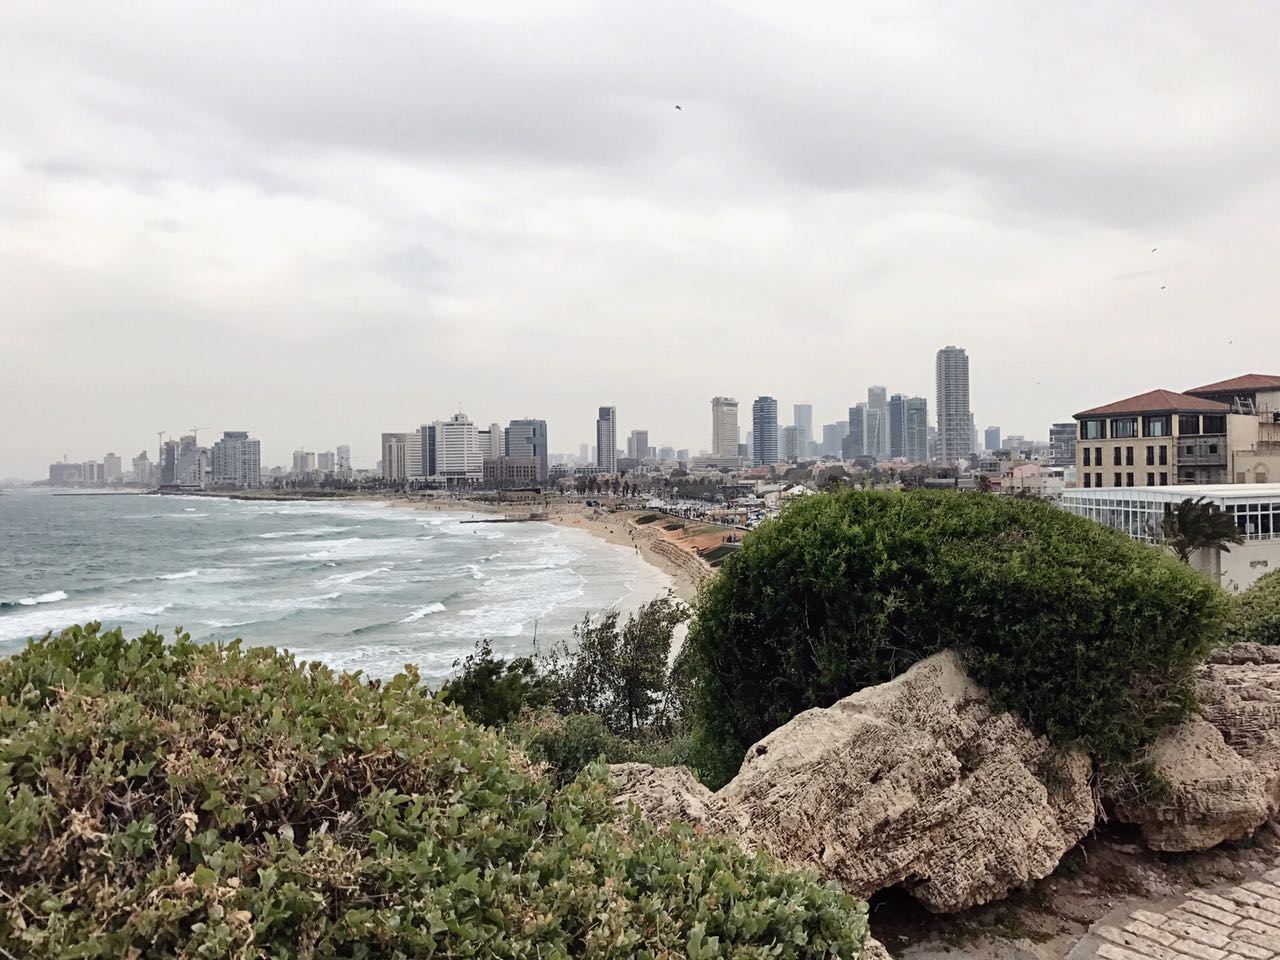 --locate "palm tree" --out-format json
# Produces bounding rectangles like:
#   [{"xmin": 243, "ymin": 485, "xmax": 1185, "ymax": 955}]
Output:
[
  {"xmin": 975, "ymin": 474, "xmax": 993, "ymax": 494},
  {"xmin": 1157, "ymin": 497, "xmax": 1245, "ymax": 562}
]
